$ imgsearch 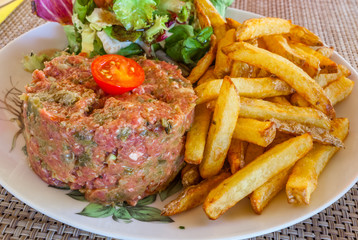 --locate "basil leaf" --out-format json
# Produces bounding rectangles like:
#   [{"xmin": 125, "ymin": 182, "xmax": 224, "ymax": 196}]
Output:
[
  {"xmin": 113, "ymin": 207, "xmax": 132, "ymax": 221},
  {"xmin": 66, "ymin": 190, "xmax": 86, "ymax": 201},
  {"xmin": 159, "ymin": 175, "xmax": 182, "ymax": 201},
  {"xmin": 136, "ymin": 194, "xmax": 157, "ymax": 206},
  {"xmin": 127, "ymin": 206, "xmax": 174, "ymax": 222},
  {"xmin": 77, "ymin": 203, "xmax": 116, "ymax": 218}
]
